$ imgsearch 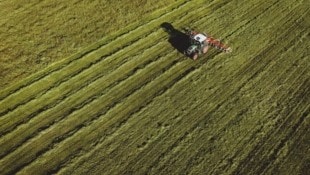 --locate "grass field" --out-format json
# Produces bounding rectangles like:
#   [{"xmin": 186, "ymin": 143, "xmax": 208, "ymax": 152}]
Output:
[
  {"xmin": 0, "ymin": 0, "xmax": 309, "ymax": 174},
  {"xmin": 0, "ymin": 0, "xmax": 176, "ymax": 88}
]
